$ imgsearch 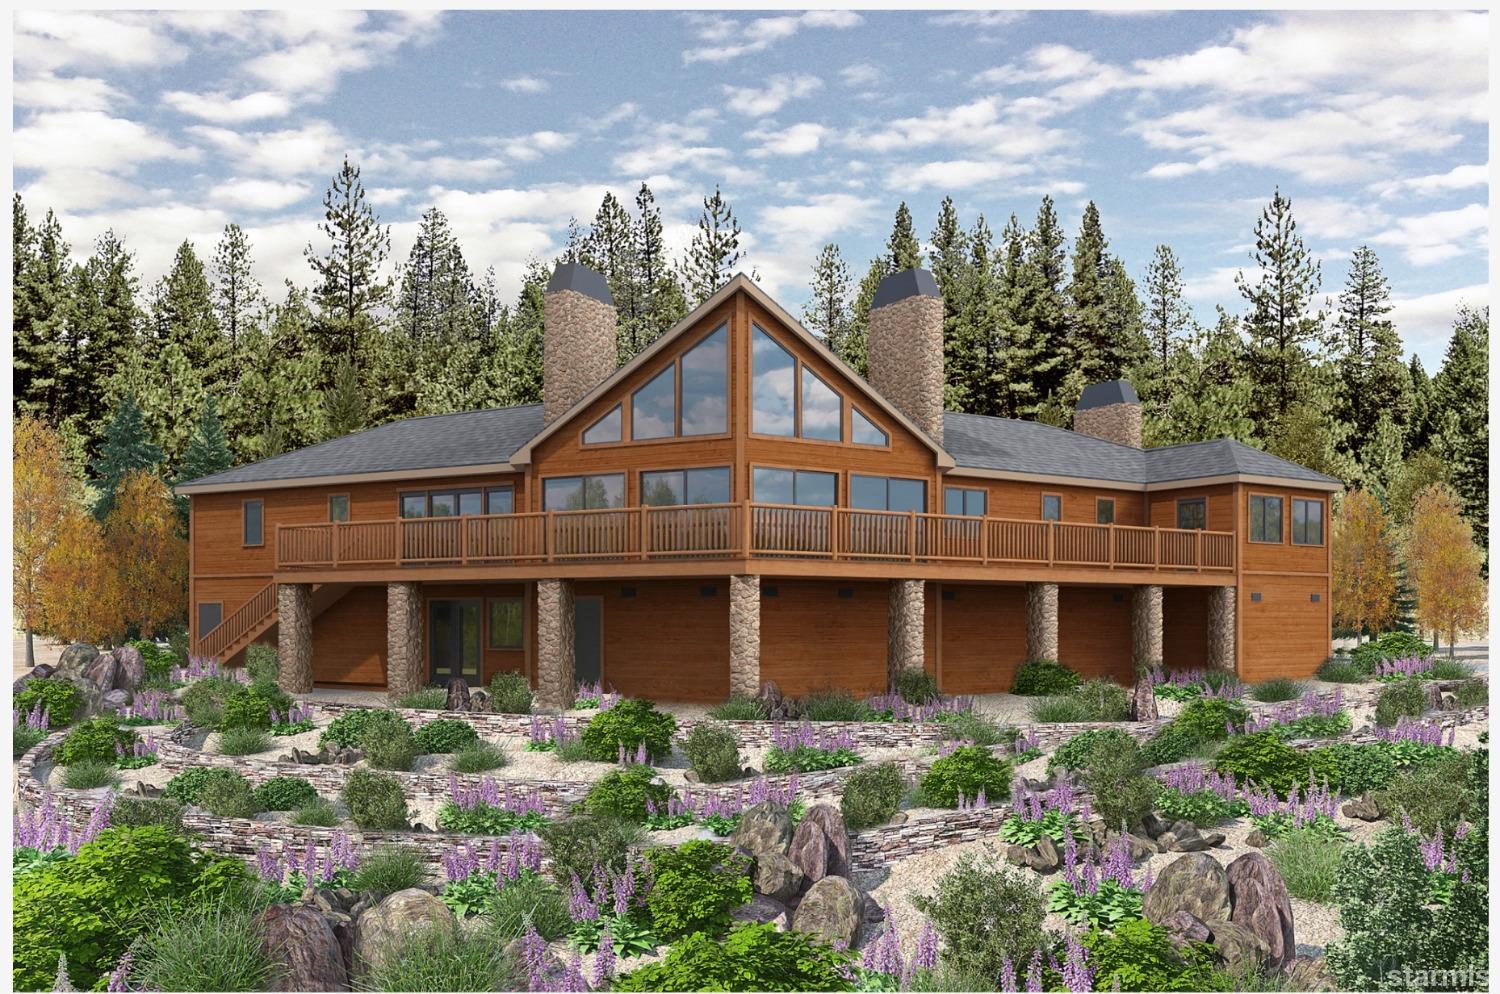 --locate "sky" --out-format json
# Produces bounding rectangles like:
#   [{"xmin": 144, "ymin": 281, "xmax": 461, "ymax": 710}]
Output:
[{"xmin": 11, "ymin": 7, "xmax": 1489, "ymax": 368}]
